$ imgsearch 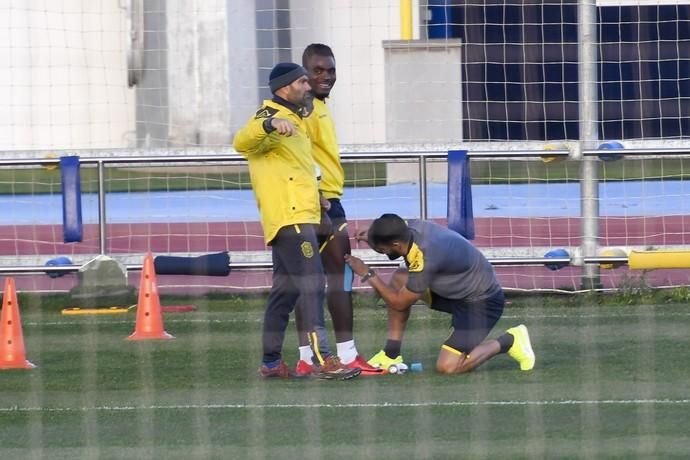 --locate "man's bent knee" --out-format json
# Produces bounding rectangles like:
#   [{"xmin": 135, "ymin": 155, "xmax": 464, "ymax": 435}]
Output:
[
  {"xmin": 436, "ymin": 347, "xmax": 470, "ymax": 374},
  {"xmin": 436, "ymin": 361, "xmax": 457, "ymax": 374},
  {"xmin": 436, "ymin": 360, "xmax": 473, "ymax": 375}
]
